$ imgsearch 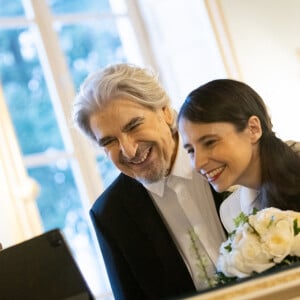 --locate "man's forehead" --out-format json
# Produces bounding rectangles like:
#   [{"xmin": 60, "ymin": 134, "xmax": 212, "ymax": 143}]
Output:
[
  {"xmin": 108, "ymin": 97, "xmax": 147, "ymax": 109},
  {"xmin": 106, "ymin": 103, "xmax": 148, "ymax": 119}
]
